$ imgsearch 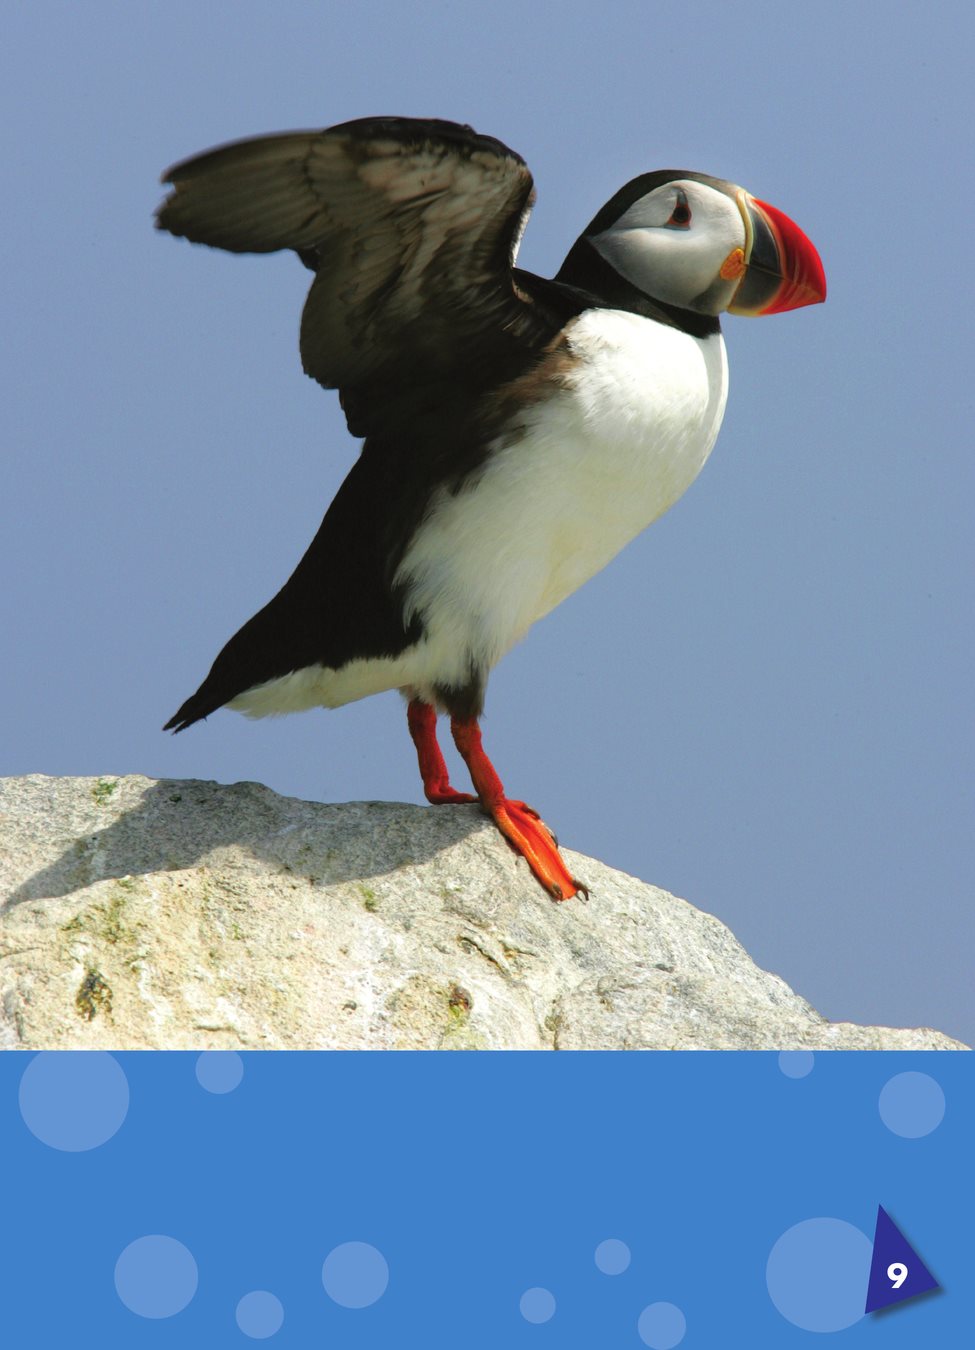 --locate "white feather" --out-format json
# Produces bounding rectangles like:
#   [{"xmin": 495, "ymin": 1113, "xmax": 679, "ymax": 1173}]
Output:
[{"xmin": 230, "ymin": 308, "xmax": 728, "ymax": 716}]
